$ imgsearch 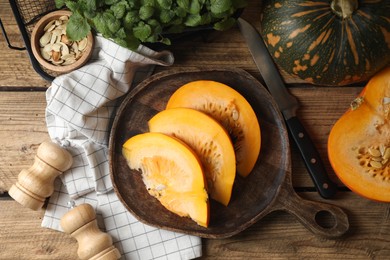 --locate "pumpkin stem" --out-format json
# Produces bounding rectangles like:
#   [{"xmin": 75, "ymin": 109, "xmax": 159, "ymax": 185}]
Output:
[{"xmin": 331, "ymin": 0, "xmax": 358, "ymax": 19}]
